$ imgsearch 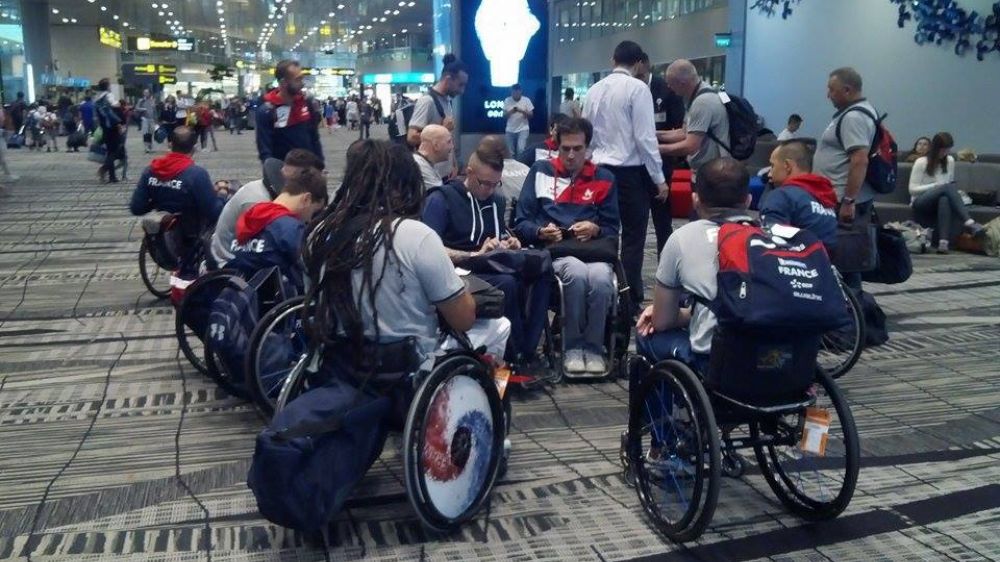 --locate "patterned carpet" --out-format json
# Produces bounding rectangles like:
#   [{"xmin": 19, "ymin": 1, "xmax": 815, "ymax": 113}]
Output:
[{"xmin": 0, "ymin": 129, "xmax": 997, "ymax": 561}]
